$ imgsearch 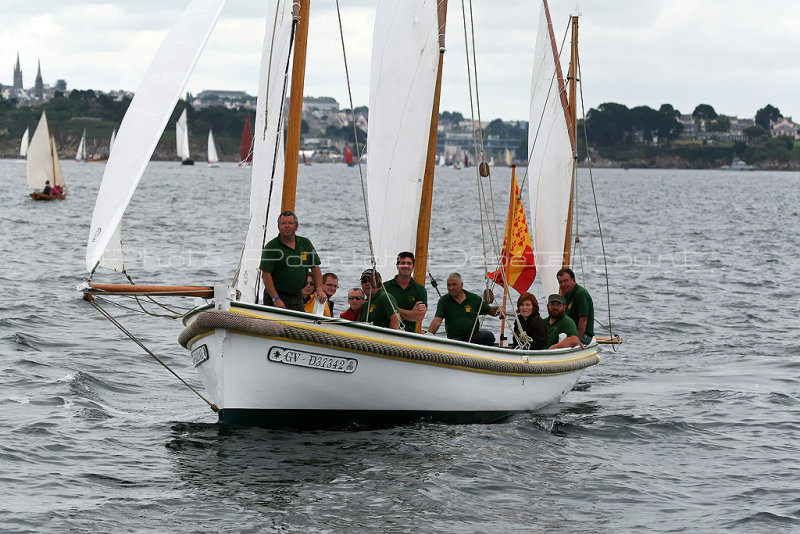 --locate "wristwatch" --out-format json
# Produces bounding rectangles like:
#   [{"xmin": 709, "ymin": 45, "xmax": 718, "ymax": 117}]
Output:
[{"xmin": 272, "ymin": 295, "xmax": 281, "ymax": 302}]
